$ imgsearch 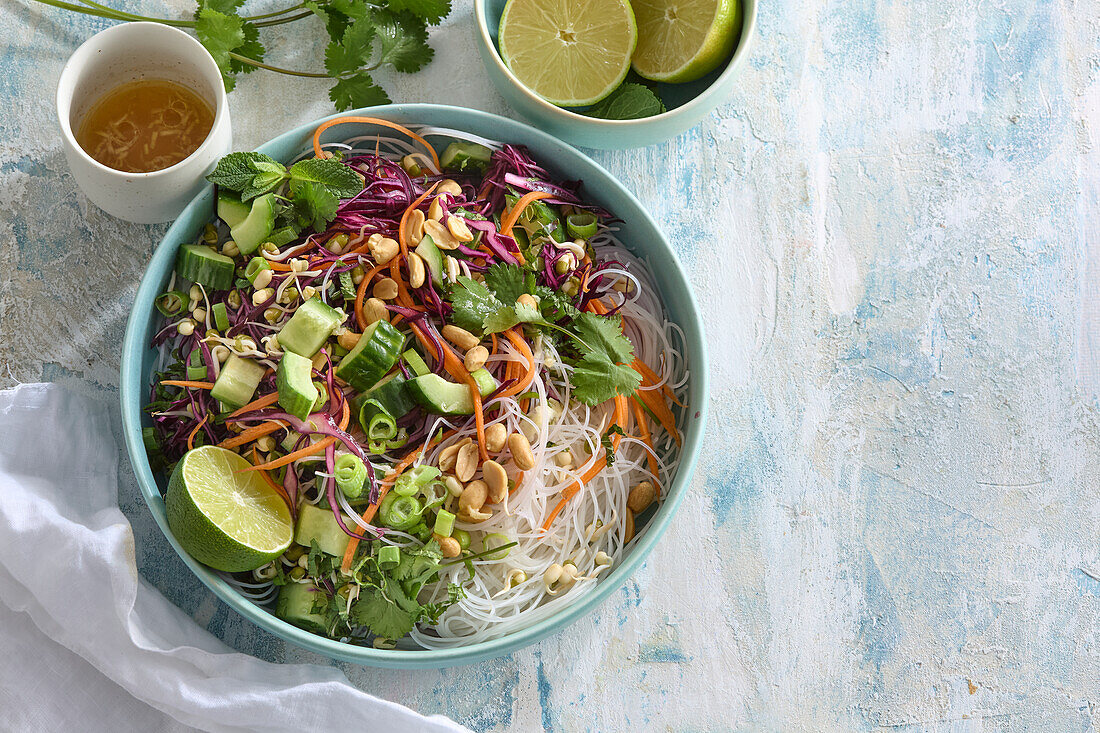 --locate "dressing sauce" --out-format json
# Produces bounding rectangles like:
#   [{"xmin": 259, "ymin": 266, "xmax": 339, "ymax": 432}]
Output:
[{"xmin": 76, "ymin": 79, "xmax": 214, "ymax": 173}]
